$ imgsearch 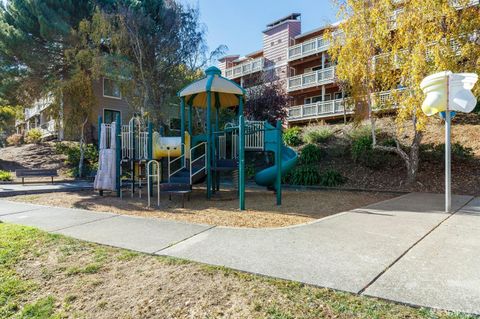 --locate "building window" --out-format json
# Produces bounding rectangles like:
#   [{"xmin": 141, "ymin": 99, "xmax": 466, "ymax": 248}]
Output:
[
  {"xmin": 271, "ymin": 42, "xmax": 275, "ymax": 47},
  {"xmin": 103, "ymin": 78, "xmax": 121, "ymax": 99},
  {"xmin": 104, "ymin": 109, "xmax": 121, "ymax": 124},
  {"xmin": 277, "ymin": 39, "xmax": 282, "ymax": 44},
  {"xmin": 304, "ymin": 95, "xmax": 322, "ymax": 104},
  {"xmin": 334, "ymin": 92, "xmax": 343, "ymax": 100}
]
